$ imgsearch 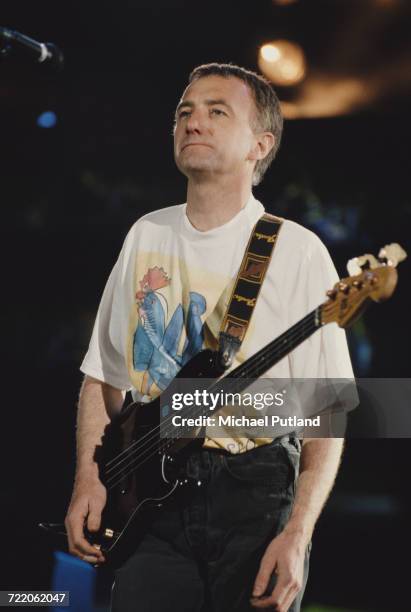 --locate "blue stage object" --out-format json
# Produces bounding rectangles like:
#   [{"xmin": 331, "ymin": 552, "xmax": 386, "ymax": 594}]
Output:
[{"xmin": 51, "ymin": 551, "xmax": 96, "ymax": 612}]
